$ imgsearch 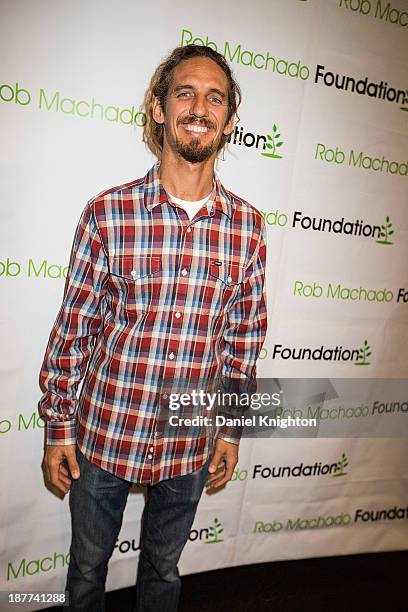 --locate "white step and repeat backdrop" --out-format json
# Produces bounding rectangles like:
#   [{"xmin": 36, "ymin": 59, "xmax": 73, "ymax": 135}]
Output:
[{"xmin": 1, "ymin": 0, "xmax": 408, "ymax": 607}]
